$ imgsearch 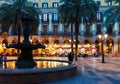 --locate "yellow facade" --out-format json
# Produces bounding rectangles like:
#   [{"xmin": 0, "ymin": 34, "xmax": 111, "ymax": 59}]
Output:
[{"xmin": 0, "ymin": 0, "xmax": 120, "ymax": 57}]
